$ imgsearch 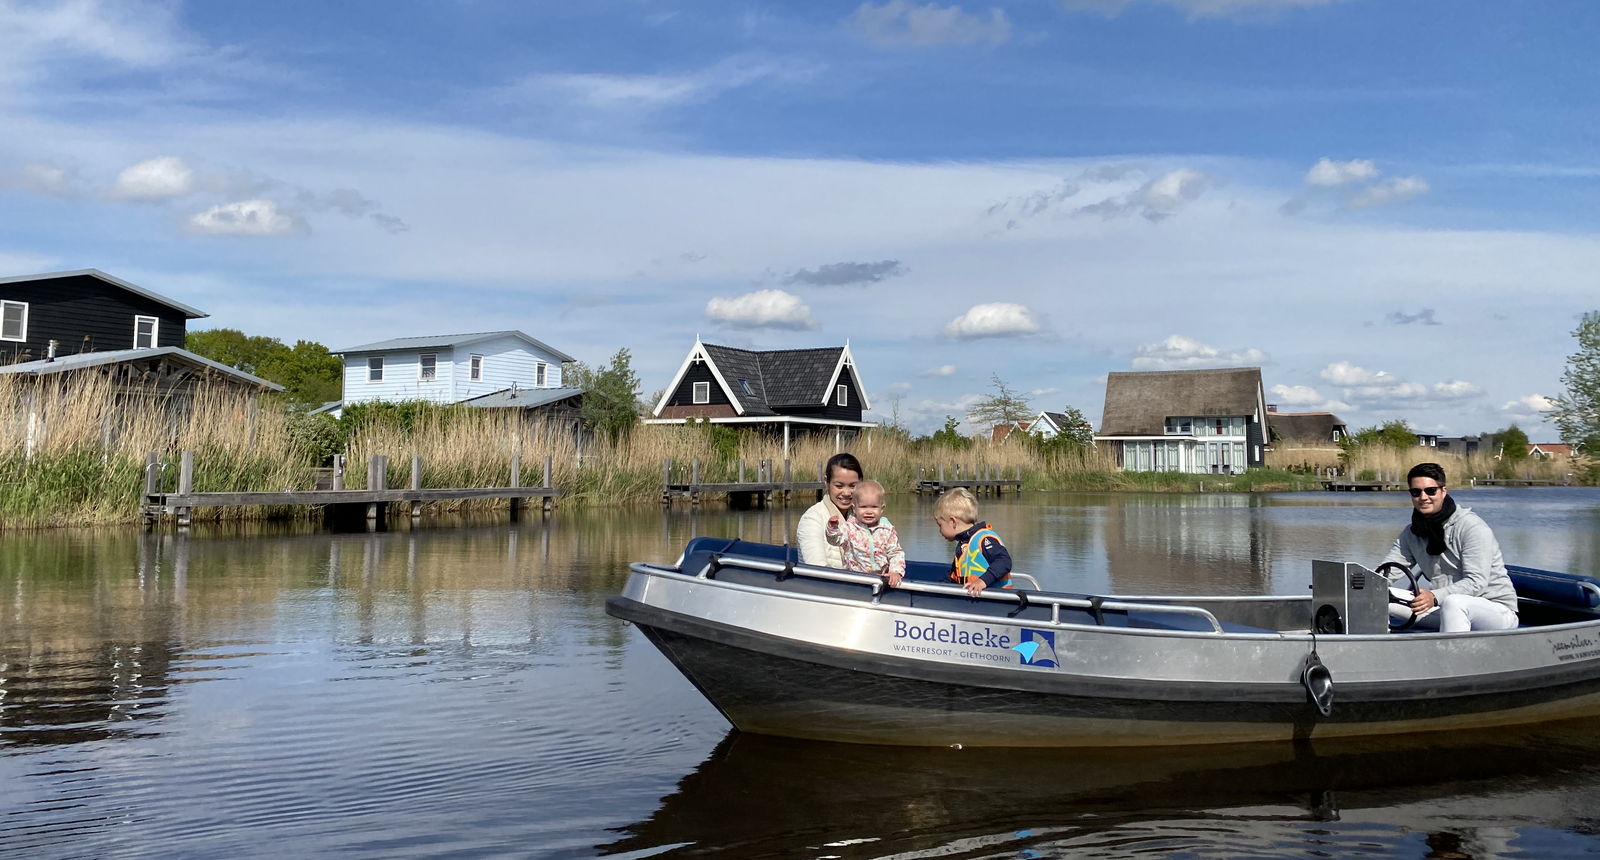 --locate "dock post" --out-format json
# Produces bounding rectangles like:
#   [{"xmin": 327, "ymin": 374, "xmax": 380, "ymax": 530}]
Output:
[
  {"xmin": 662, "ymin": 458, "xmax": 672, "ymax": 505},
  {"xmin": 739, "ymin": 459, "xmax": 746, "ymax": 483},
  {"xmin": 509, "ymin": 454, "xmax": 522, "ymax": 521},
  {"xmin": 333, "ymin": 453, "xmax": 345, "ymax": 491},
  {"xmin": 939, "ymin": 463, "xmax": 945, "ymax": 485},
  {"xmin": 367, "ymin": 454, "xmax": 387, "ymax": 530},
  {"xmin": 691, "ymin": 458, "xmax": 700, "ymax": 507},
  {"xmin": 783, "ymin": 458, "xmax": 792, "ymax": 506},
  {"xmin": 142, "ymin": 450, "xmax": 160, "ymax": 525},
  {"xmin": 543, "ymin": 455, "xmax": 553, "ymax": 515},
  {"xmin": 176, "ymin": 449, "xmax": 194, "ymax": 527},
  {"xmin": 411, "ymin": 454, "xmax": 423, "ymax": 521}
]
